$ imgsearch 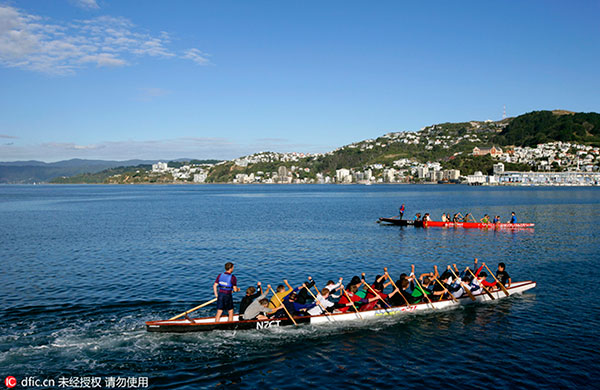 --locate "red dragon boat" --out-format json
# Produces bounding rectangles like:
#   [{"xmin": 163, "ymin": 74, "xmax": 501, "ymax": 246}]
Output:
[{"xmin": 424, "ymin": 221, "xmax": 534, "ymax": 229}]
